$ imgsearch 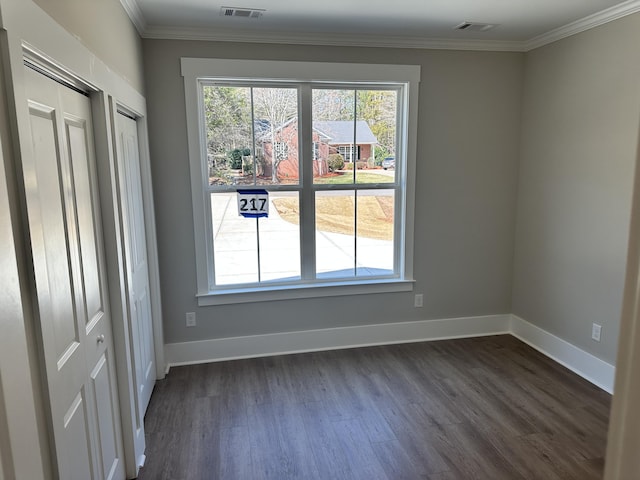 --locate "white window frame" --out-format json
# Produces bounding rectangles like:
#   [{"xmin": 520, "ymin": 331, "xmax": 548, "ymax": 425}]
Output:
[
  {"xmin": 312, "ymin": 141, "xmax": 320, "ymax": 161},
  {"xmin": 337, "ymin": 145, "xmax": 363, "ymax": 163},
  {"xmin": 182, "ymin": 58, "xmax": 420, "ymax": 305}
]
